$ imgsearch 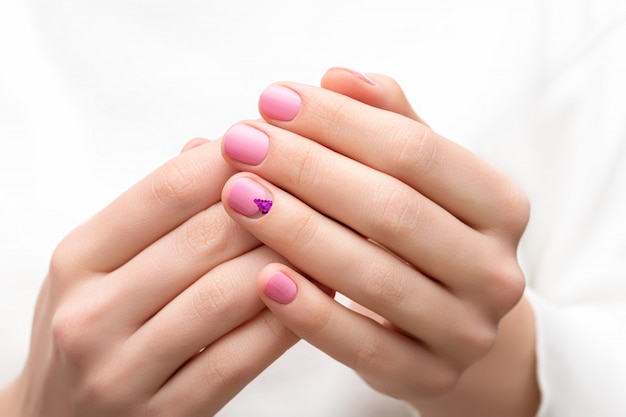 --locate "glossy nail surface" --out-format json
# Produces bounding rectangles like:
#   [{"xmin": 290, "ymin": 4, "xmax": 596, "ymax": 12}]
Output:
[
  {"xmin": 259, "ymin": 85, "xmax": 301, "ymax": 121},
  {"xmin": 334, "ymin": 67, "xmax": 375, "ymax": 85},
  {"xmin": 223, "ymin": 124, "xmax": 269, "ymax": 165},
  {"xmin": 264, "ymin": 271, "xmax": 297, "ymax": 304},
  {"xmin": 227, "ymin": 178, "xmax": 273, "ymax": 217}
]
